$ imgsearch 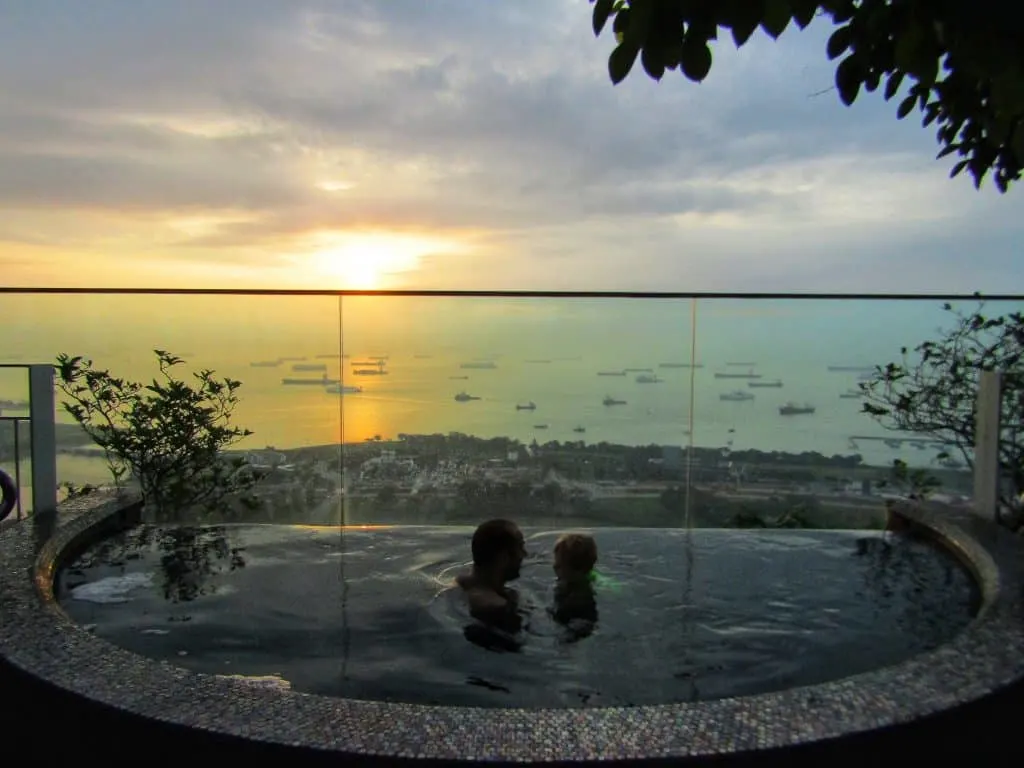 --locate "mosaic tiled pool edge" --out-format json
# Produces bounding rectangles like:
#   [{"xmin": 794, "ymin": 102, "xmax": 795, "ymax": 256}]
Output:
[{"xmin": 2, "ymin": 493, "xmax": 1023, "ymax": 764}]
